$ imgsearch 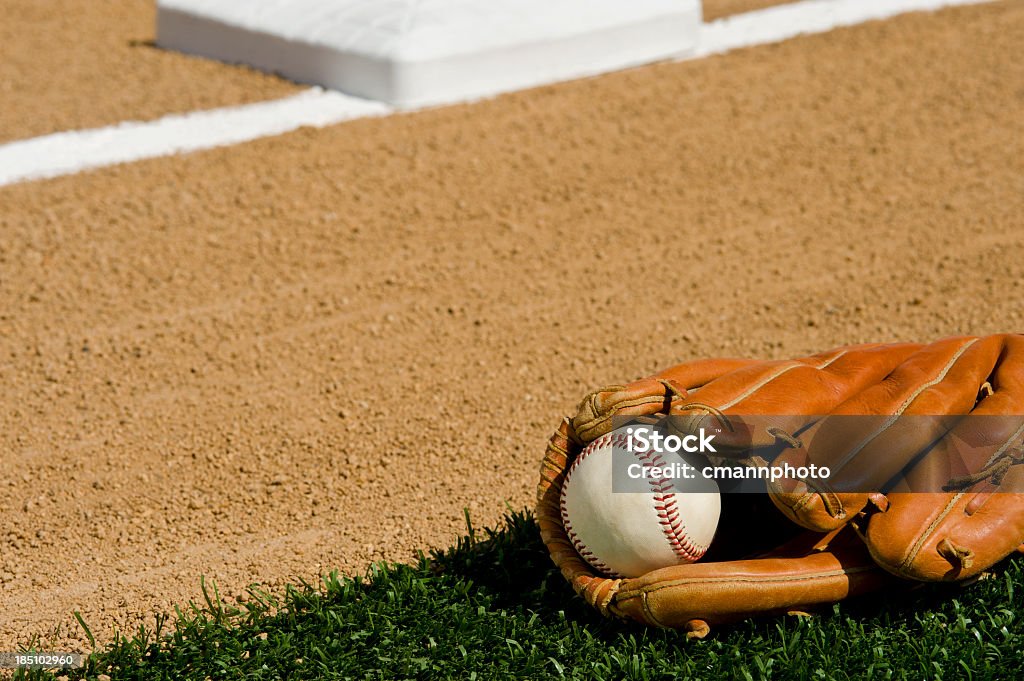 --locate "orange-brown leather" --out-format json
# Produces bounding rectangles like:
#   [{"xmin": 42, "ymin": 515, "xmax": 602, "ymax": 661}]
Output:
[
  {"xmin": 536, "ymin": 335, "xmax": 1024, "ymax": 635},
  {"xmin": 610, "ymin": 529, "xmax": 892, "ymax": 635}
]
